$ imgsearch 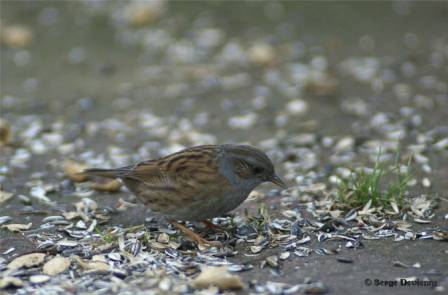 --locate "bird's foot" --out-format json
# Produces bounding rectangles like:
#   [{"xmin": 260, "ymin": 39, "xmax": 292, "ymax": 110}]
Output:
[
  {"xmin": 170, "ymin": 220, "xmax": 223, "ymax": 248},
  {"xmin": 201, "ymin": 220, "xmax": 230, "ymax": 238}
]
